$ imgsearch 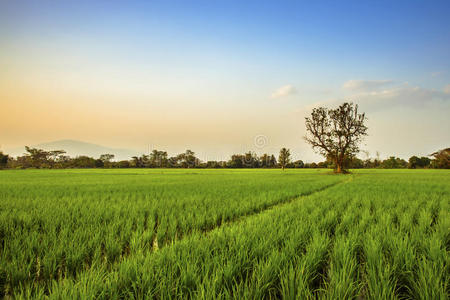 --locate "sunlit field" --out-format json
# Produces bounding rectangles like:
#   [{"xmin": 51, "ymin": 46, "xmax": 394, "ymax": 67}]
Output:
[{"xmin": 0, "ymin": 169, "xmax": 448, "ymax": 299}]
